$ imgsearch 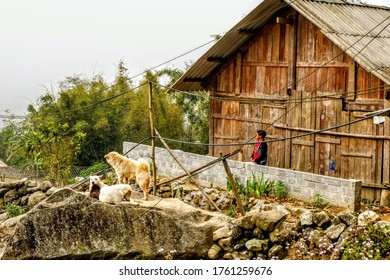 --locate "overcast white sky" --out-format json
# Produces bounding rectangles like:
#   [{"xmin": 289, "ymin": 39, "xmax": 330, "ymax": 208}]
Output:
[{"xmin": 0, "ymin": 0, "xmax": 389, "ymax": 116}]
